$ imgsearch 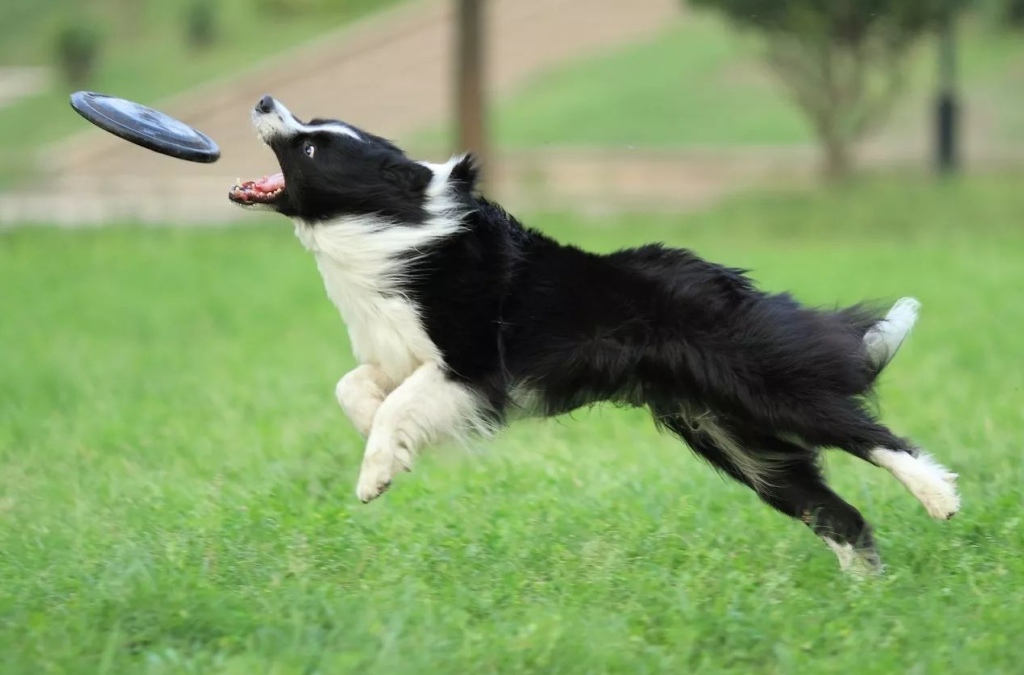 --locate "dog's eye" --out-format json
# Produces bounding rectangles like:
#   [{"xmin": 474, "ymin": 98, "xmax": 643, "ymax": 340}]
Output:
[{"xmin": 304, "ymin": 142, "xmax": 315, "ymax": 159}]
